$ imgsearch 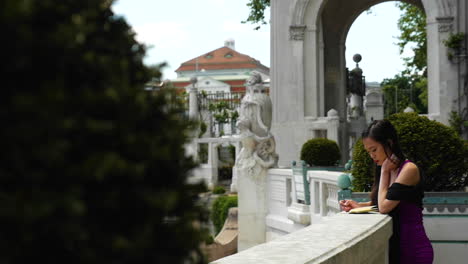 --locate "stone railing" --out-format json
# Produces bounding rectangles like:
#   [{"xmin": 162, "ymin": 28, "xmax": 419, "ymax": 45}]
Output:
[
  {"xmin": 265, "ymin": 168, "xmax": 305, "ymax": 241},
  {"xmin": 212, "ymin": 213, "xmax": 392, "ymax": 264},
  {"xmin": 188, "ymin": 137, "xmax": 241, "ymax": 189},
  {"xmin": 265, "ymin": 168, "xmax": 344, "ymax": 239},
  {"xmin": 308, "ymin": 170, "xmax": 342, "ymax": 222}
]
